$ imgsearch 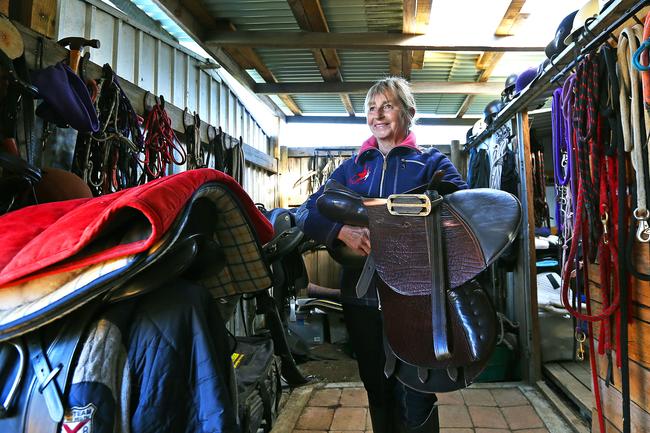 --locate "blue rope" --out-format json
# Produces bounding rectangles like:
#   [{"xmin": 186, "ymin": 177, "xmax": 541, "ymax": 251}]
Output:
[{"xmin": 632, "ymin": 38, "xmax": 650, "ymax": 72}]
